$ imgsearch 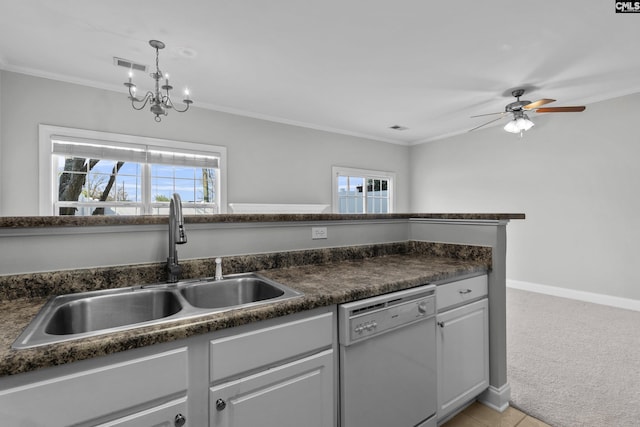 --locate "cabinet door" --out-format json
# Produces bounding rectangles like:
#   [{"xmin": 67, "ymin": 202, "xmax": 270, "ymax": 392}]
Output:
[
  {"xmin": 95, "ymin": 397, "xmax": 187, "ymax": 427},
  {"xmin": 437, "ymin": 298, "xmax": 489, "ymax": 418},
  {"xmin": 0, "ymin": 347, "xmax": 188, "ymax": 427},
  {"xmin": 210, "ymin": 350, "xmax": 333, "ymax": 427}
]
